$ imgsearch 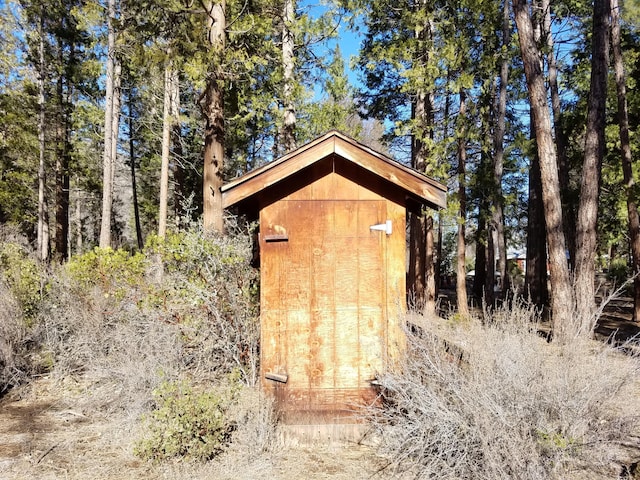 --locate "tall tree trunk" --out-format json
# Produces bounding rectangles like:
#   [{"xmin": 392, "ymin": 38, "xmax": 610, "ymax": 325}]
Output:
[
  {"xmin": 54, "ymin": 39, "xmax": 71, "ymax": 262},
  {"xmin": 480, "ymin": 88, "xmax": 495, "ymax": 306},
  {"xmin": 158, "ymin": 53, "xmax": 173, "ymax": 239},
  {"xmin": 281, "ymin": 0, "xmax": 296, "ymax": 153},
  {"xmin": 99, "ymin": 0, "xmax": 117, "ymax": 248},
  {"xmin": 425, "ymin": 215, "xmax": 436, "ymax": 315},
  {"xmin": 574, "ymin": 0, "xmax": 610, "ymax": 335},
  {"xmin": 456, "ymin": 89, "xmax": 470, "ymax": 319},
  {"xmin": 513, "ymin": 0, "xmax": 574, "ymax": 340},
  {"xmin": 491, "ymin": 0, "xmax": 510, "ymax": 298},
  {"xmin": 543, "ymin": 0, "xmax": 574, "ymax": 266},
  {"xmin": 37, "ymin": 8, "xmax": 49, "ymax": 262},
  {"xmin": 75, "ymin": 180, "xmax": 82, "ymax": 253},
  {"xmin": 409, "ymin": 86, "xmax": 437, "ymax": 315},
  {"xmin": 473, "ymin": 210, "xmax": 487, "ymax": 302},
  {"xmin": 128, "ymin": 87, "xmax": 143, "ymax": 250},
  {"xmin": 408, "ymin": 4, "xmax": 437, "ymax": 316},
  {"xmin": 485, "ymin": 217, "xmax": 496, "ymax": 305},
  {"xmin": 408, "ymin": 211, "xmax": 426, "ymax": 308},
  {"xmin": 611, "ymin": 0, "xmax": 640, "ymax": 322},
  {"xmin": 201, "ymin": 0, "xmax": 226, "ymax": 234},
  {"xmin": 408, "ymin": 85, "xmax": 428, "ymax": 309},
  {"xmin": 526, "ymin": 118, "xmax": 549, "ymax": 308},
  {"xmin": 171, "ymin": 71, "xmax": 184, "ymax": 222},
  {"xmin": 111, "ymin": 59, "xmax": 121, "ymax": 244},
  {"xmin": 526, "ymin": 0, "xmax": 549, "ymax": 310}
]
